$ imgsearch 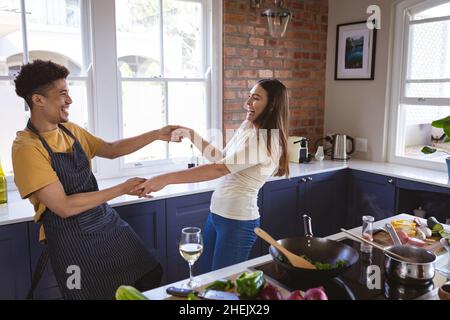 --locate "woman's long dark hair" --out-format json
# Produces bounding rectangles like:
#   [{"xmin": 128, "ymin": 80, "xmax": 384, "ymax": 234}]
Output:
[{"xmin": 252, "ymin": 78, "xmax": 289, "ymax": 177}]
